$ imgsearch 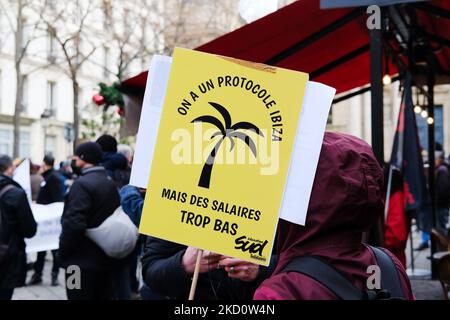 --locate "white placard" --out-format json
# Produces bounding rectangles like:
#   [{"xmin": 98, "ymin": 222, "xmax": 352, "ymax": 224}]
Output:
[
  {"xmin": 130, "ymin": 55, "xmax": 171, "ymax": 188},
  {"xmin": 25, "ymin": 202, "xmax": 64, "ymax": 253},
  {"xmin": 280, "ymin": 81, "xmax": 335, "ymax": 225},
  {"xmin": 130, "ymin": 55, "xmax": 335, "ymax": 225},
  {"xmin": 13, "ymin": 158, "xmax": 31, "ymax": 203}
]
